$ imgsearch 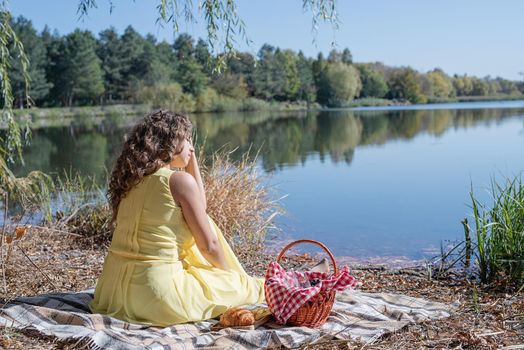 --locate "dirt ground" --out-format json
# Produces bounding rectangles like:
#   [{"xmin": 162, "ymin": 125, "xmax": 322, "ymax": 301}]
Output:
[{"xmin": 0, "ymin": 226, "xmax": 522, "ymax": 349}]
